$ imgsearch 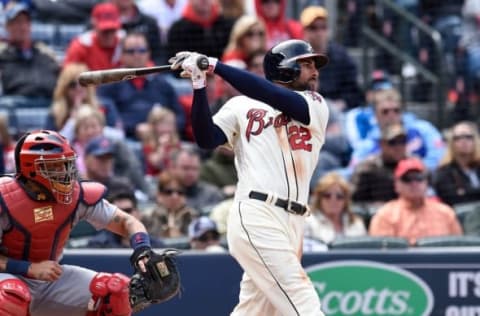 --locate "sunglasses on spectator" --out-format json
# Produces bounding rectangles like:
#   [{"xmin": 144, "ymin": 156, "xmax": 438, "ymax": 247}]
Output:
[
  {"xmin": 161, "ymin": 188, "xmax": 185, "ymax": 196},
  {"xmin": 197, "ymin": 231, "xmax": 219, "ymax": 242},
  {"xmin": 245, "ymin": 30, "xmax": 265, "ymax": 38},
  {"xmin": 387, "ymin": 136, "xmax": 407, "ymax": 146},
  {"xmin": 261, "ymin": 0, "xmax": 280, "ymax": 3},
  {"xmin": 381, "ymin": 107, "xmax": 401, "ymax": 115},
  {"xmin": 121, "ymin": 207, "xmax": 134, "ymax": 213},
  {"xmin": 321, "ymin": 192, "xmax": 345, "ymax": 200},
  {"xmin": 400, "ymin": 173, "xmax": 427, "ymax": 183},
  {"xmin": 123, "ymin": 47, "xmax": 148, "ymax": 55},
  {"xmin": 453, "ymin": 134, "xmax": 474, "ymax": 141},
  {"xmin": 307, "ymin": 24, "xmax": 328, "ymax": 31},
  {"xmin": 67, "ymin": 80, "xmax": 81, "ymax": 89}
]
